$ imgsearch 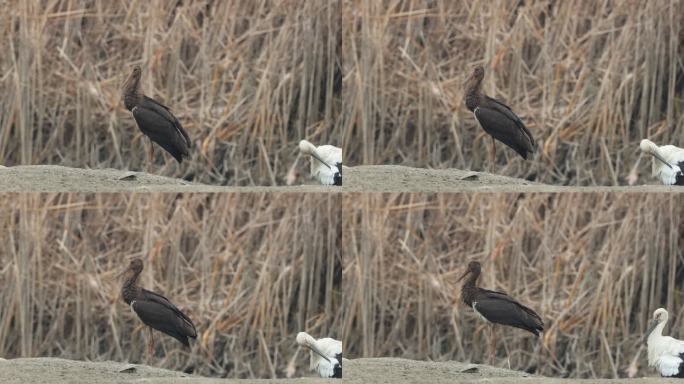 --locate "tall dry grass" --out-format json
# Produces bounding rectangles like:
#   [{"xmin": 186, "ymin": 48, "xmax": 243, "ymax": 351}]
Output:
[
  {"xmin": 0, "ymin": 193, "xmax": 342, "ymax": 378},
  {"xmin": 0, "ymin": 1, "xmax": 341, "ymax": 186},
  {"xmin": 343, "ymin": 0, "xmax": 684, "ymax": 185},
  {"xmin": 343, "ymin": 193, "xmax": 684, "ymax": 378}
]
